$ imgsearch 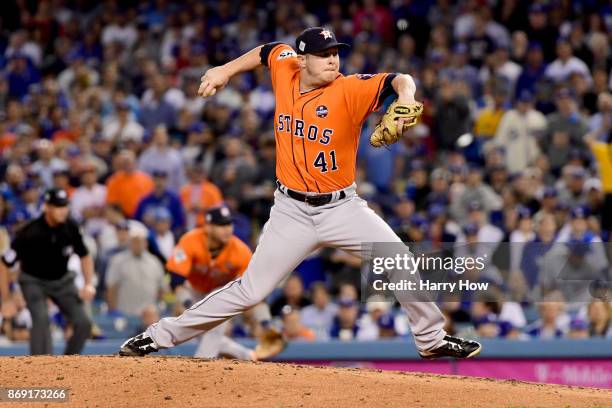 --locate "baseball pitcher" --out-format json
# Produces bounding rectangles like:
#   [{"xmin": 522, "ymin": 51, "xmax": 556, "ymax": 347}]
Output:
[{"xmin": 120, "ymin": 27, "xmax": 481, "ymax": 359}]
